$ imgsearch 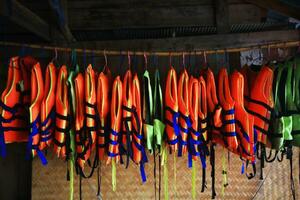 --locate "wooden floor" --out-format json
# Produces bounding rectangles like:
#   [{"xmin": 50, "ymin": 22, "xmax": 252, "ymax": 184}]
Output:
[{"xmin": 32, "ymin": 146, "xmax": 300, "ymax": 200}]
